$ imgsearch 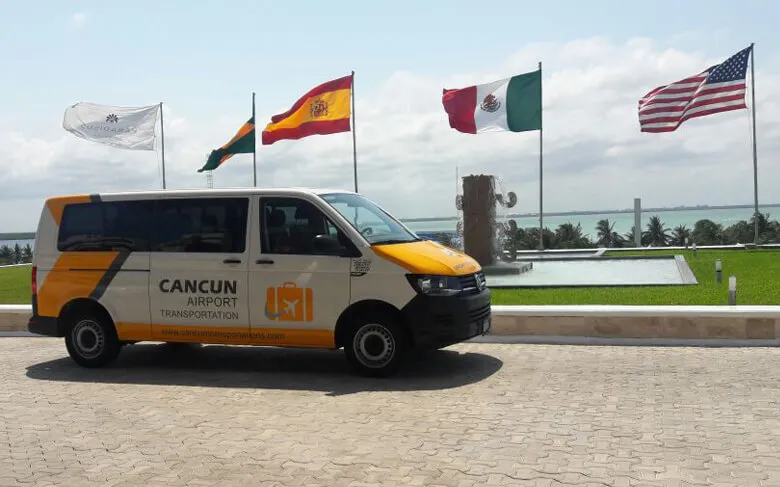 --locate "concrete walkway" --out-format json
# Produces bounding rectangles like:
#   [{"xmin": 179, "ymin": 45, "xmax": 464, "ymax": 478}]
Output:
[{"xmin": 3, "ymin": 338, "xmax": 780, "ymax": 486}]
